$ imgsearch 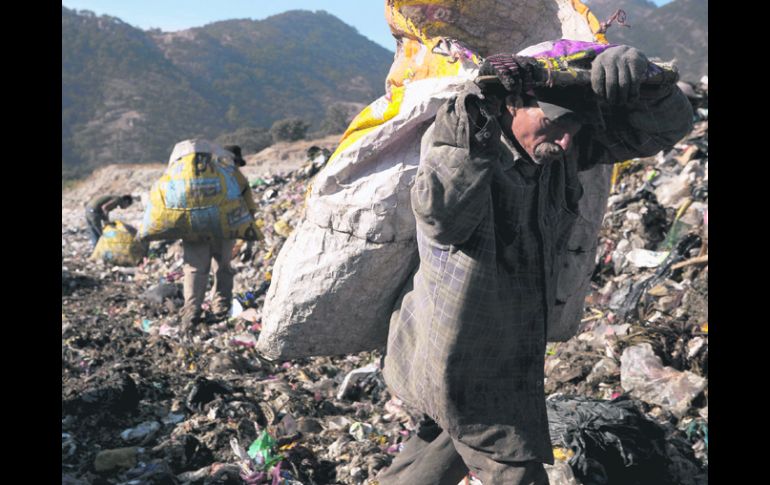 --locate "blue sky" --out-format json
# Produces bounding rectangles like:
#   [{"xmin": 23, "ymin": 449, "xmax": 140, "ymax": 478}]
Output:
[{"xmin": 62, "ymin": 0, "xmax": 673, "ymax": 51}]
